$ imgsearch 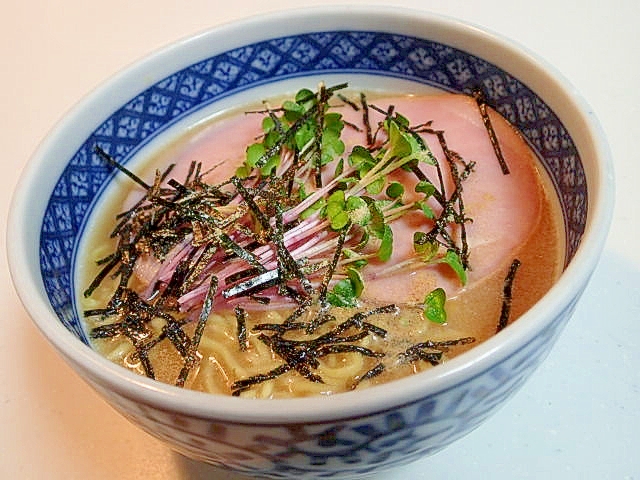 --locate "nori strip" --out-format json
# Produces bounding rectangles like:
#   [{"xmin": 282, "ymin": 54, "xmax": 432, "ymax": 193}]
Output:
[
  {"xmin": 317, "ymin": 224, "xmax": 349, "ymax": 305},
  {"xmin": 272, "ymin": 205, "xmax": 314, "ymax": 295},
  {"xmin": 231, "ymin": 364, "xmax": 293, "ymax": 396},
  {"xmin": 82, "ymin": 254, "xmax": 121, "ymax": 298},
  {"xmin": 176, "ymin": 275, "xmax": 218, "ymax": 387},
  {"xmin": 496, "ymin": 259, "xmax": 522, "ymax": 333},
  {"xmin": 351, "ymin": 362, "xmax": 385, "ymax": 389},
  {"xmin": 234, "ymin": 306, "xmax": 249, "ymax": 351},
  {"xmin": 94, "ymin": 146, "xmax": 150, "ymax": 190},
  {"xmin": 337, "ymin": 92, "xmax": 360, "ymax": 111},
  {"xmin": 225, "ymin": 266, "xmax": 264, "ymax": 285},
  {"xmin": 399, "ymin": 337, "xmax": 476, "ymax": 366},
  {"xmin": 473, "ymin": 88, "xmax": 510, "ymax": 175},
  {"xmin": 221, "ymin": 269, "xmax": 280, "ymax": 299}
]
